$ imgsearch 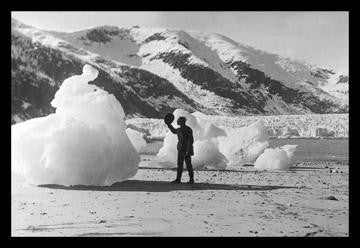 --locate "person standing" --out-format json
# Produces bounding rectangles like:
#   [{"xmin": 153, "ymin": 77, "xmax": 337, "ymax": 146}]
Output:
[{"xmin": 165, "ymin": 116, "xmax": 194, "ymax": 184}]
